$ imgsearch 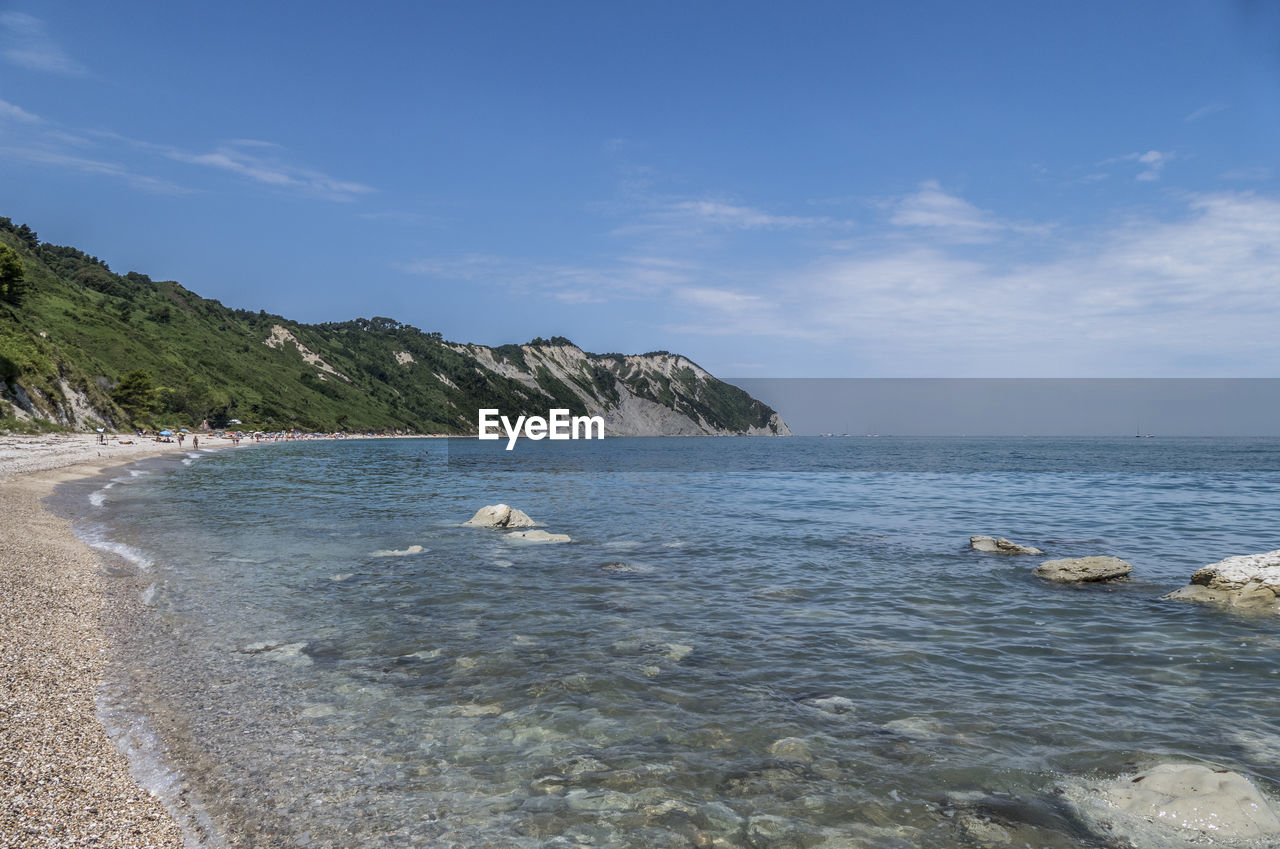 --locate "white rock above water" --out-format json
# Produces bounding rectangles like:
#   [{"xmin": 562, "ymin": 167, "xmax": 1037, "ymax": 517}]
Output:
[
  {"xmin": 463, "ymin": 504, "xmax": 537, "ymax": 528},
  {"xmin": 1034, "ymin": 556, "xmax": 1133, "ymax": 583},
  {"xmin": 507, "ymin": 529, "xmax": 571, "ymax": 543},
  {"xmin": 1164, "ymin": 550, "xmax": 1280, "ymax": 613},
  {"xmin": 1100, "ymin": 763, "xmax": 1280, "ymax": 840},
  {"xmin": 971, "ymin": 535, "xmax": 1044, "ymax": 555}
]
